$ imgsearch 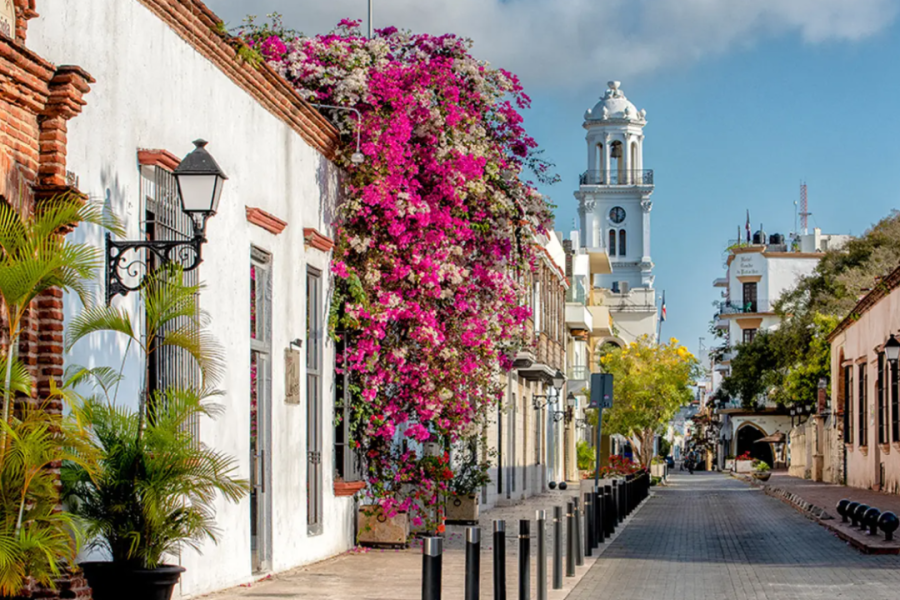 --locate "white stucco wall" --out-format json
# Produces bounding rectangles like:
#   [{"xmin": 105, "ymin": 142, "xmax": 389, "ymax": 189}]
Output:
[{"xmin": 29, "ymin": 1, "xmax": 354, "ymax": 597}]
